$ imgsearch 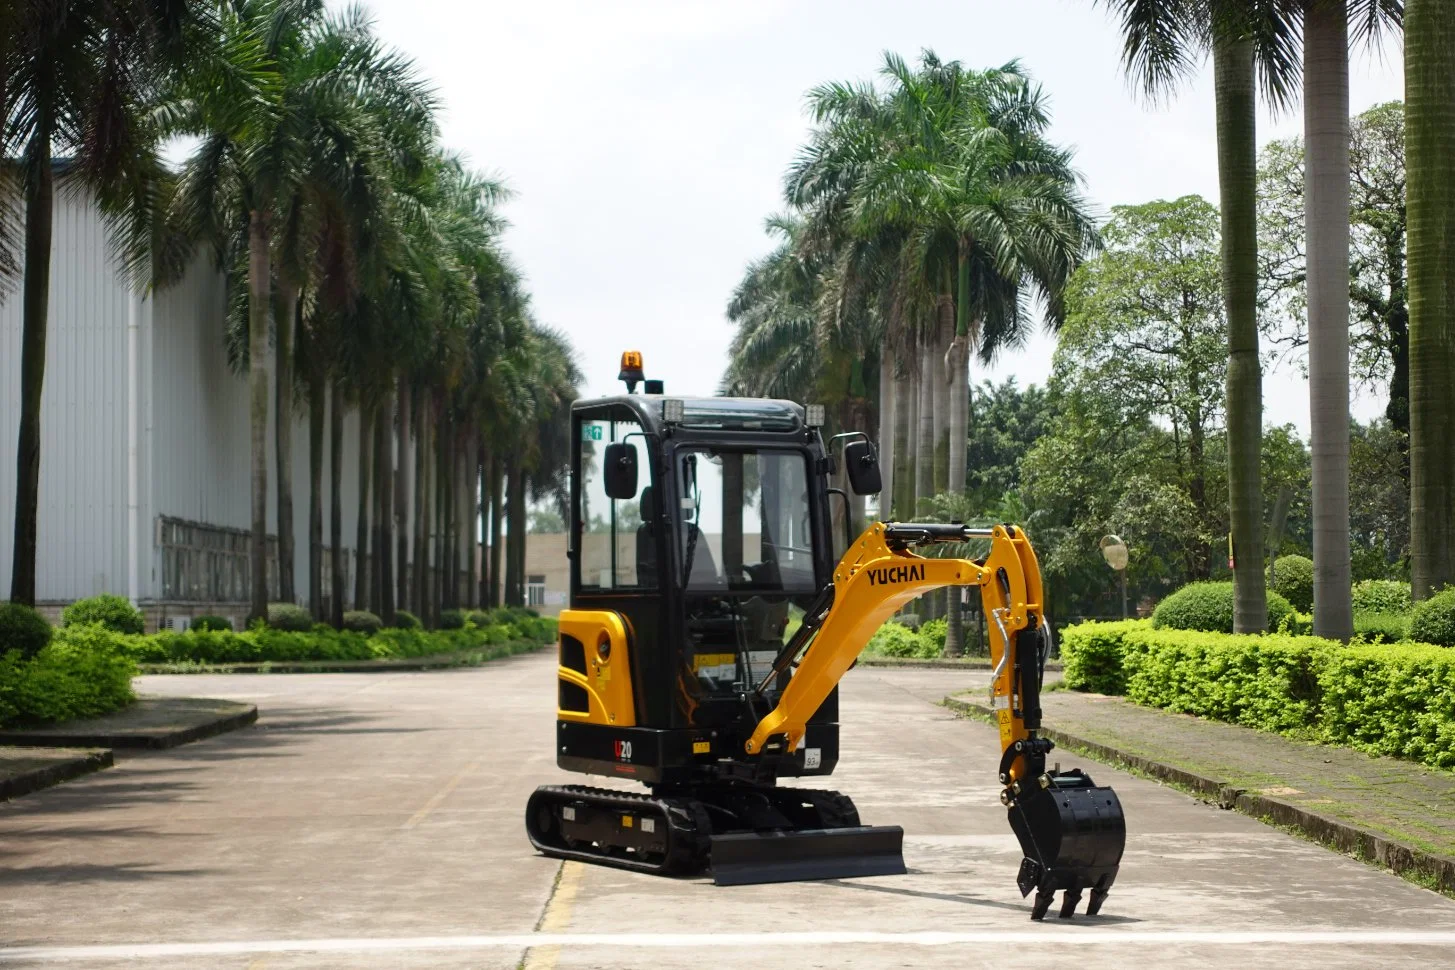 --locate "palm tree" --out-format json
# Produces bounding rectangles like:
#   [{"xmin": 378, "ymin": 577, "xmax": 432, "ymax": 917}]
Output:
[
  {"xmin": 1406, "ymin": 0, "xmax": 1455, "ymax": 600},
  {"xmin": 1301, "ymin": 0, "xmax": 1401, "ymax": 639},
  {"xmin": 1097, "ymin": 0, "xmax": 1301, "ymax": 631},
  {"xmin": 3, "ymin": 0, "xmax": 208, "ymax": 605}
]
